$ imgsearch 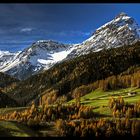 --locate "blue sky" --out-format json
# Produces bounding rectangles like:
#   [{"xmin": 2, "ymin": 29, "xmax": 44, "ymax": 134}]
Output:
[{"xmin": 0, "ymin": 3, "xmax": 140, "ymax": 52}]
